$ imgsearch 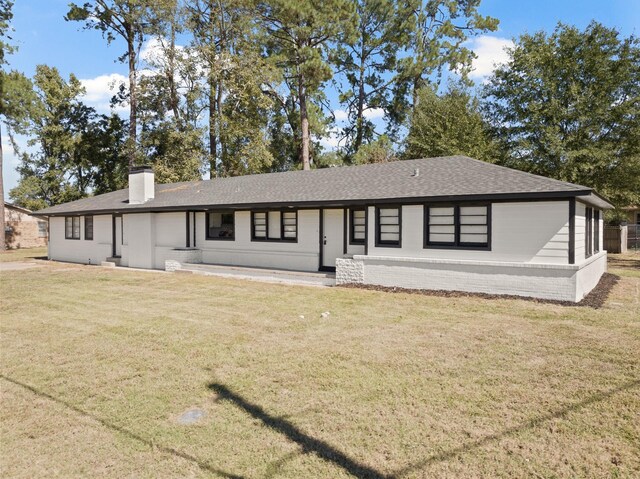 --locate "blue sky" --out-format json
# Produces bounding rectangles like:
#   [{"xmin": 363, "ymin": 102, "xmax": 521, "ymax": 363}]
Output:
[{"xmin": 3, "ymin": 0, "xmax": 639, "ymax": 198}]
